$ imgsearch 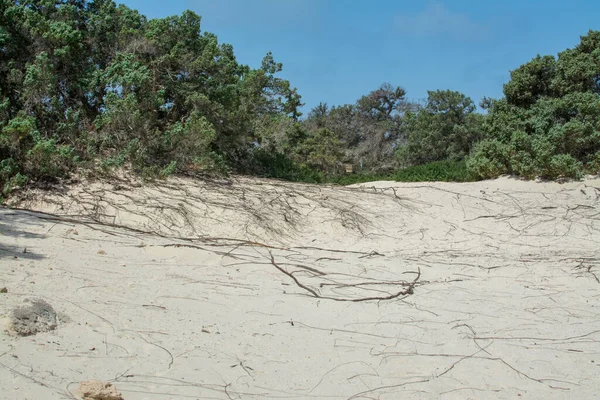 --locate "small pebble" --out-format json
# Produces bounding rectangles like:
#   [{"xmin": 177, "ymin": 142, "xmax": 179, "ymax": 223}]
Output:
[{"xmin": 0, "ymin": 287, "xmax": 7, "ymax": 293}]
